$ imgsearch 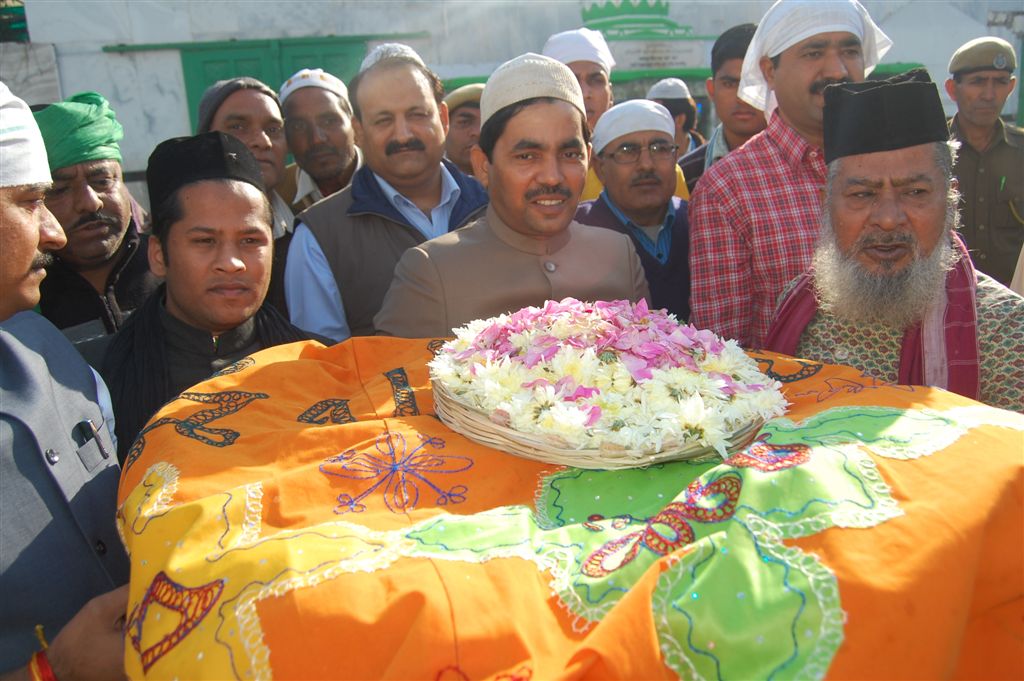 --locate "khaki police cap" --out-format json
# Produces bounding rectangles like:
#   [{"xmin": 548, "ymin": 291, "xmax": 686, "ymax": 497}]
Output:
[
  {"xmin": 948, "ymin": 36, "xmax": 1017, "ymax": 76},
  {"xmin": 443, "ymin": 83, "xmax": 484, "ymax": 113}
]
